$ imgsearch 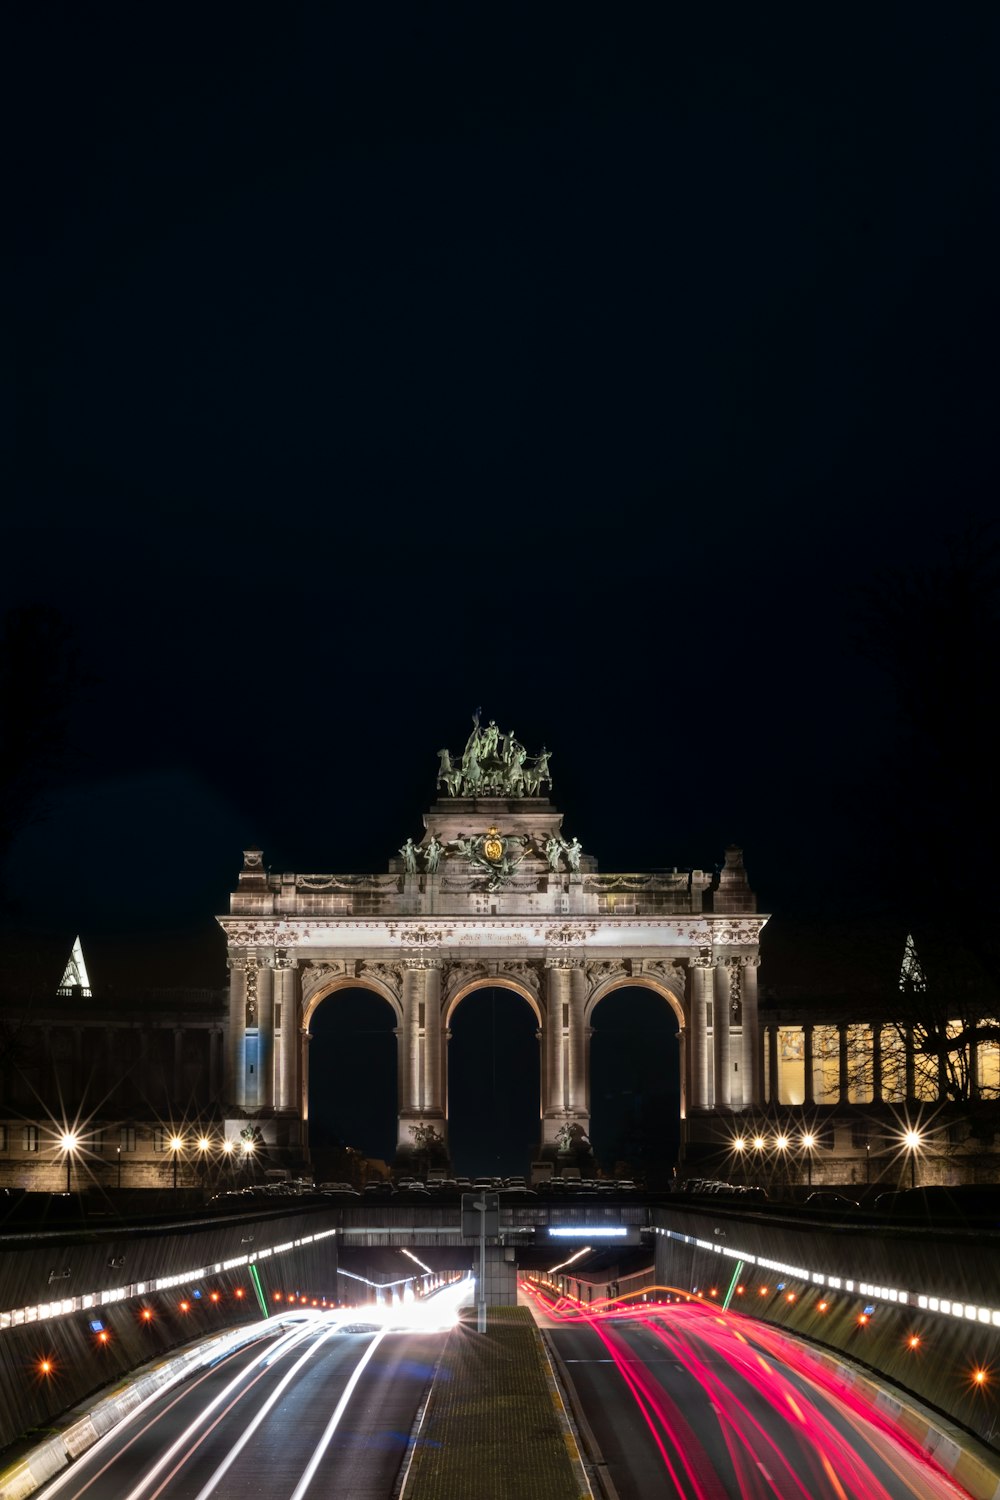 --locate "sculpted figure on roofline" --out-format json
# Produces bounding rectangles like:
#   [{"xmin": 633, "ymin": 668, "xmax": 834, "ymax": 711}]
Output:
[{"xmin": 435, "ymin": 709, "xmax": 553, "ymax": 798}]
